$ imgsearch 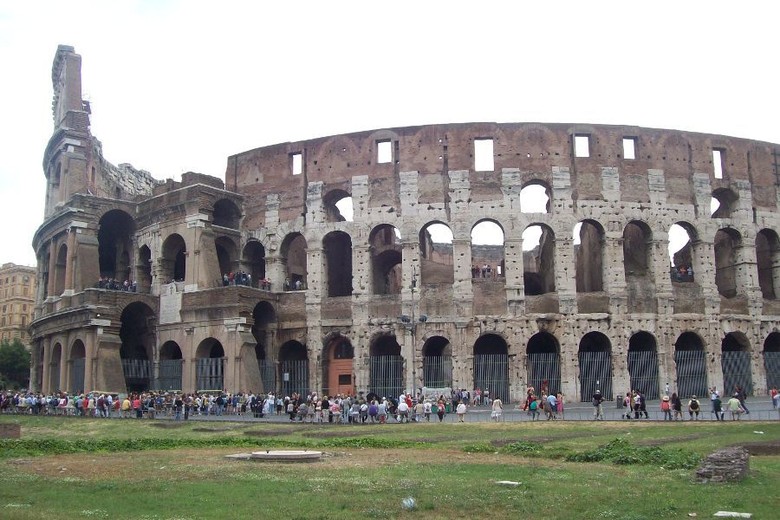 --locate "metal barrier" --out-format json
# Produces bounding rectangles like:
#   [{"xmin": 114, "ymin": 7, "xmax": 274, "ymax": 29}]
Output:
[
  {"xmin": 473, "ymin": 354, "xmax": 509, "ymax": 402},
  {"xmin": 765, "ymin": 351, "xmax": 780, "ymax": 391},
  {"xmin": 196, "ymin": 358, "xmax": 225, "ymax": 391},
  {"xmin": 280, "ymin": 359, "xmax": 309, "ymax": 397},
  {"xmin": 70, "ymin": 358, "xmax": 85, "ymax": 394},
  {"xmin": 721, "ymin": 350, "xmax": 753, "ymax": 396},
  {"xmin": 527, "ymin": 352, "xmax": 561, "ymax": 395},
  {"xmin": 370, "ymin": 355, "xmax": 403, "ymax": 399},
  {"xmin": 627, "ymin": 350, "xmax": 660, "ymax": 399},
  {"xmin": 674, "ymin": 349, "xmax": 708, "ymax": 398},
  {"xmin": 578, "ymin": 350, "xmax": 613, "ymax": 400},
  {"xmin": 423, "ymin": 356, "xmax": 452, "ymax": 388},
  {"xmin": 158, "ymin": 359, "xmax": 182, "ymax": 391}
]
